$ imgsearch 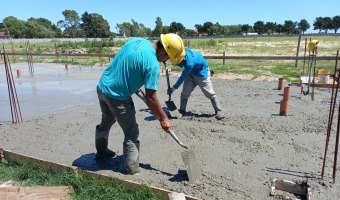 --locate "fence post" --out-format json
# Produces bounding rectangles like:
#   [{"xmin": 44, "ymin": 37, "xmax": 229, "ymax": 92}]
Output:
[
  {"xmin": 11, "ymin": 41, "xmax": 16, "ymax": 63},
  {"xmin": 295, "ymin": 31, "xmax": 302, "ymax": 67},
  {"xmin": 54, "ymin": 42, "xmax": 59, "ymax": 62},
  {"xmin": 223, "ymin": 51, "xmax": 225, "ymax": 65}
]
